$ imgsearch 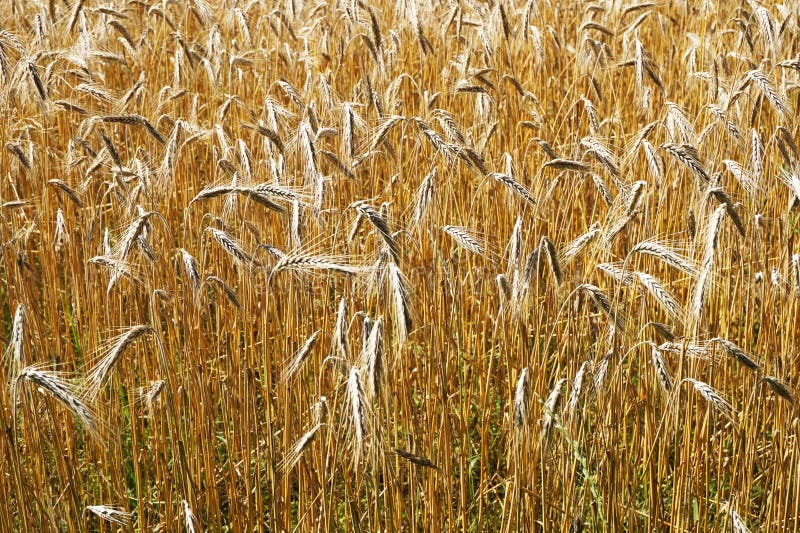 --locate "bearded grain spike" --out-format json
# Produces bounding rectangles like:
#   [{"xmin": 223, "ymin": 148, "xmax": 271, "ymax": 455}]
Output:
[
  {"xmin": 393, "ymin": 447, "xmax": 440, "ymax": 470},
  {"xmin": 662, "ymin": 143, "xmax": 709, "ymax": 183},
  {"xmin": 629, "ymin": 241, "xmax": 698, "ymax": 276},
  {"xmin": 761, "ymin": 376, "xmax": 794, "ymax": 404},
  {"xmin": 442, "ymin": 225, "xmax": 485, "ymax": 256},
  {"xmin": 682, "ymin": 378, "xmax": 736, "ymax": 424},
  {"xmin": 650, "ymin": 344, "xmax": 673, "ymax": 392},
  {"xmin": 513, "ymin": 368, "xmax": 531, "ymax": 430},
  {"xmin": 13, "ymin": 367, "xmax": 99, "ymax": 439},
  {"xmin": 206, "ymin": 227, "xmax": 253, "ymax": 265},
  {"xmin": 541, "ymin": 378, "xmax": 568, "ymax": 441},
  {"xmin": 539, "ymin": 235, "xmax": 562, "ymax": 286},
  {"xmin": 712, "ymin": 338, "xmax": 760, "ymax": 371},
  {"xmin": 348, "ymin": 368, "xmax": 367, "ymax": 465},
  {"xmin": 747, "ymin": 68, "xmax": 790, "ymax": 117},
  {"xmin": 578, "ymin": 283, "xmax": 626, "ymax": 332},
  {"xmin": 542, "ymin": 159, "xmax": 591, "ymax": 172},
  {"xmin": 489, "ymin": 172, "xmax": 536, "ymax": 205}
]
